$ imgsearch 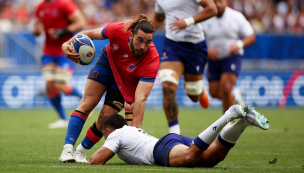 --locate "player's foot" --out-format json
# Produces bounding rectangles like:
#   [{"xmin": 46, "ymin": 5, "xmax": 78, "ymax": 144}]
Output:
[
  {"xmin": 58, "ymin": 144, "xmax": 75, "ymax": 163},
  {"xmin": 233, "ymin": 87, "xmax": 245, "ymax": 106},
  {"xmin": 48, "ymin": 119, "xmax": 69, "ymax": 129},
  {"xmin": 227, "ymin": 104, "xmax": 246, "ymax": 122},
  {"xmin": 199, "ymin": 90, "xmax": 209, "ymax": 109},
  {"xmin": 73, "ymin": 150, "xmax": 88, "ymax": 163},
  {"xmin": 244, "ymin": 105, "xmax": 269, "ymax": 130}
]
